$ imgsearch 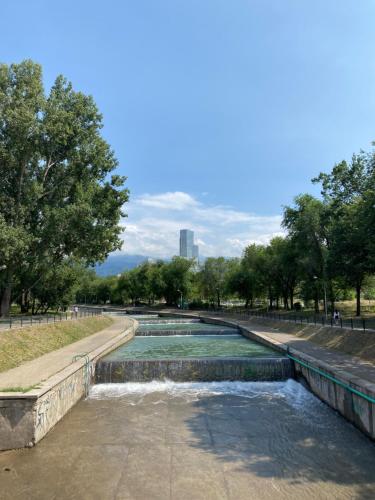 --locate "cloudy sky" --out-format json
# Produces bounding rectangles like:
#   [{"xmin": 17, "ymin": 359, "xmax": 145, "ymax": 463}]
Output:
[
  {"xmin": 3, "ymin": 1, "xmax": 375, "ymax": 259},
  {"xmin": 121, "ymin": 191, "xmax": 284, "ymax": 258}
]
